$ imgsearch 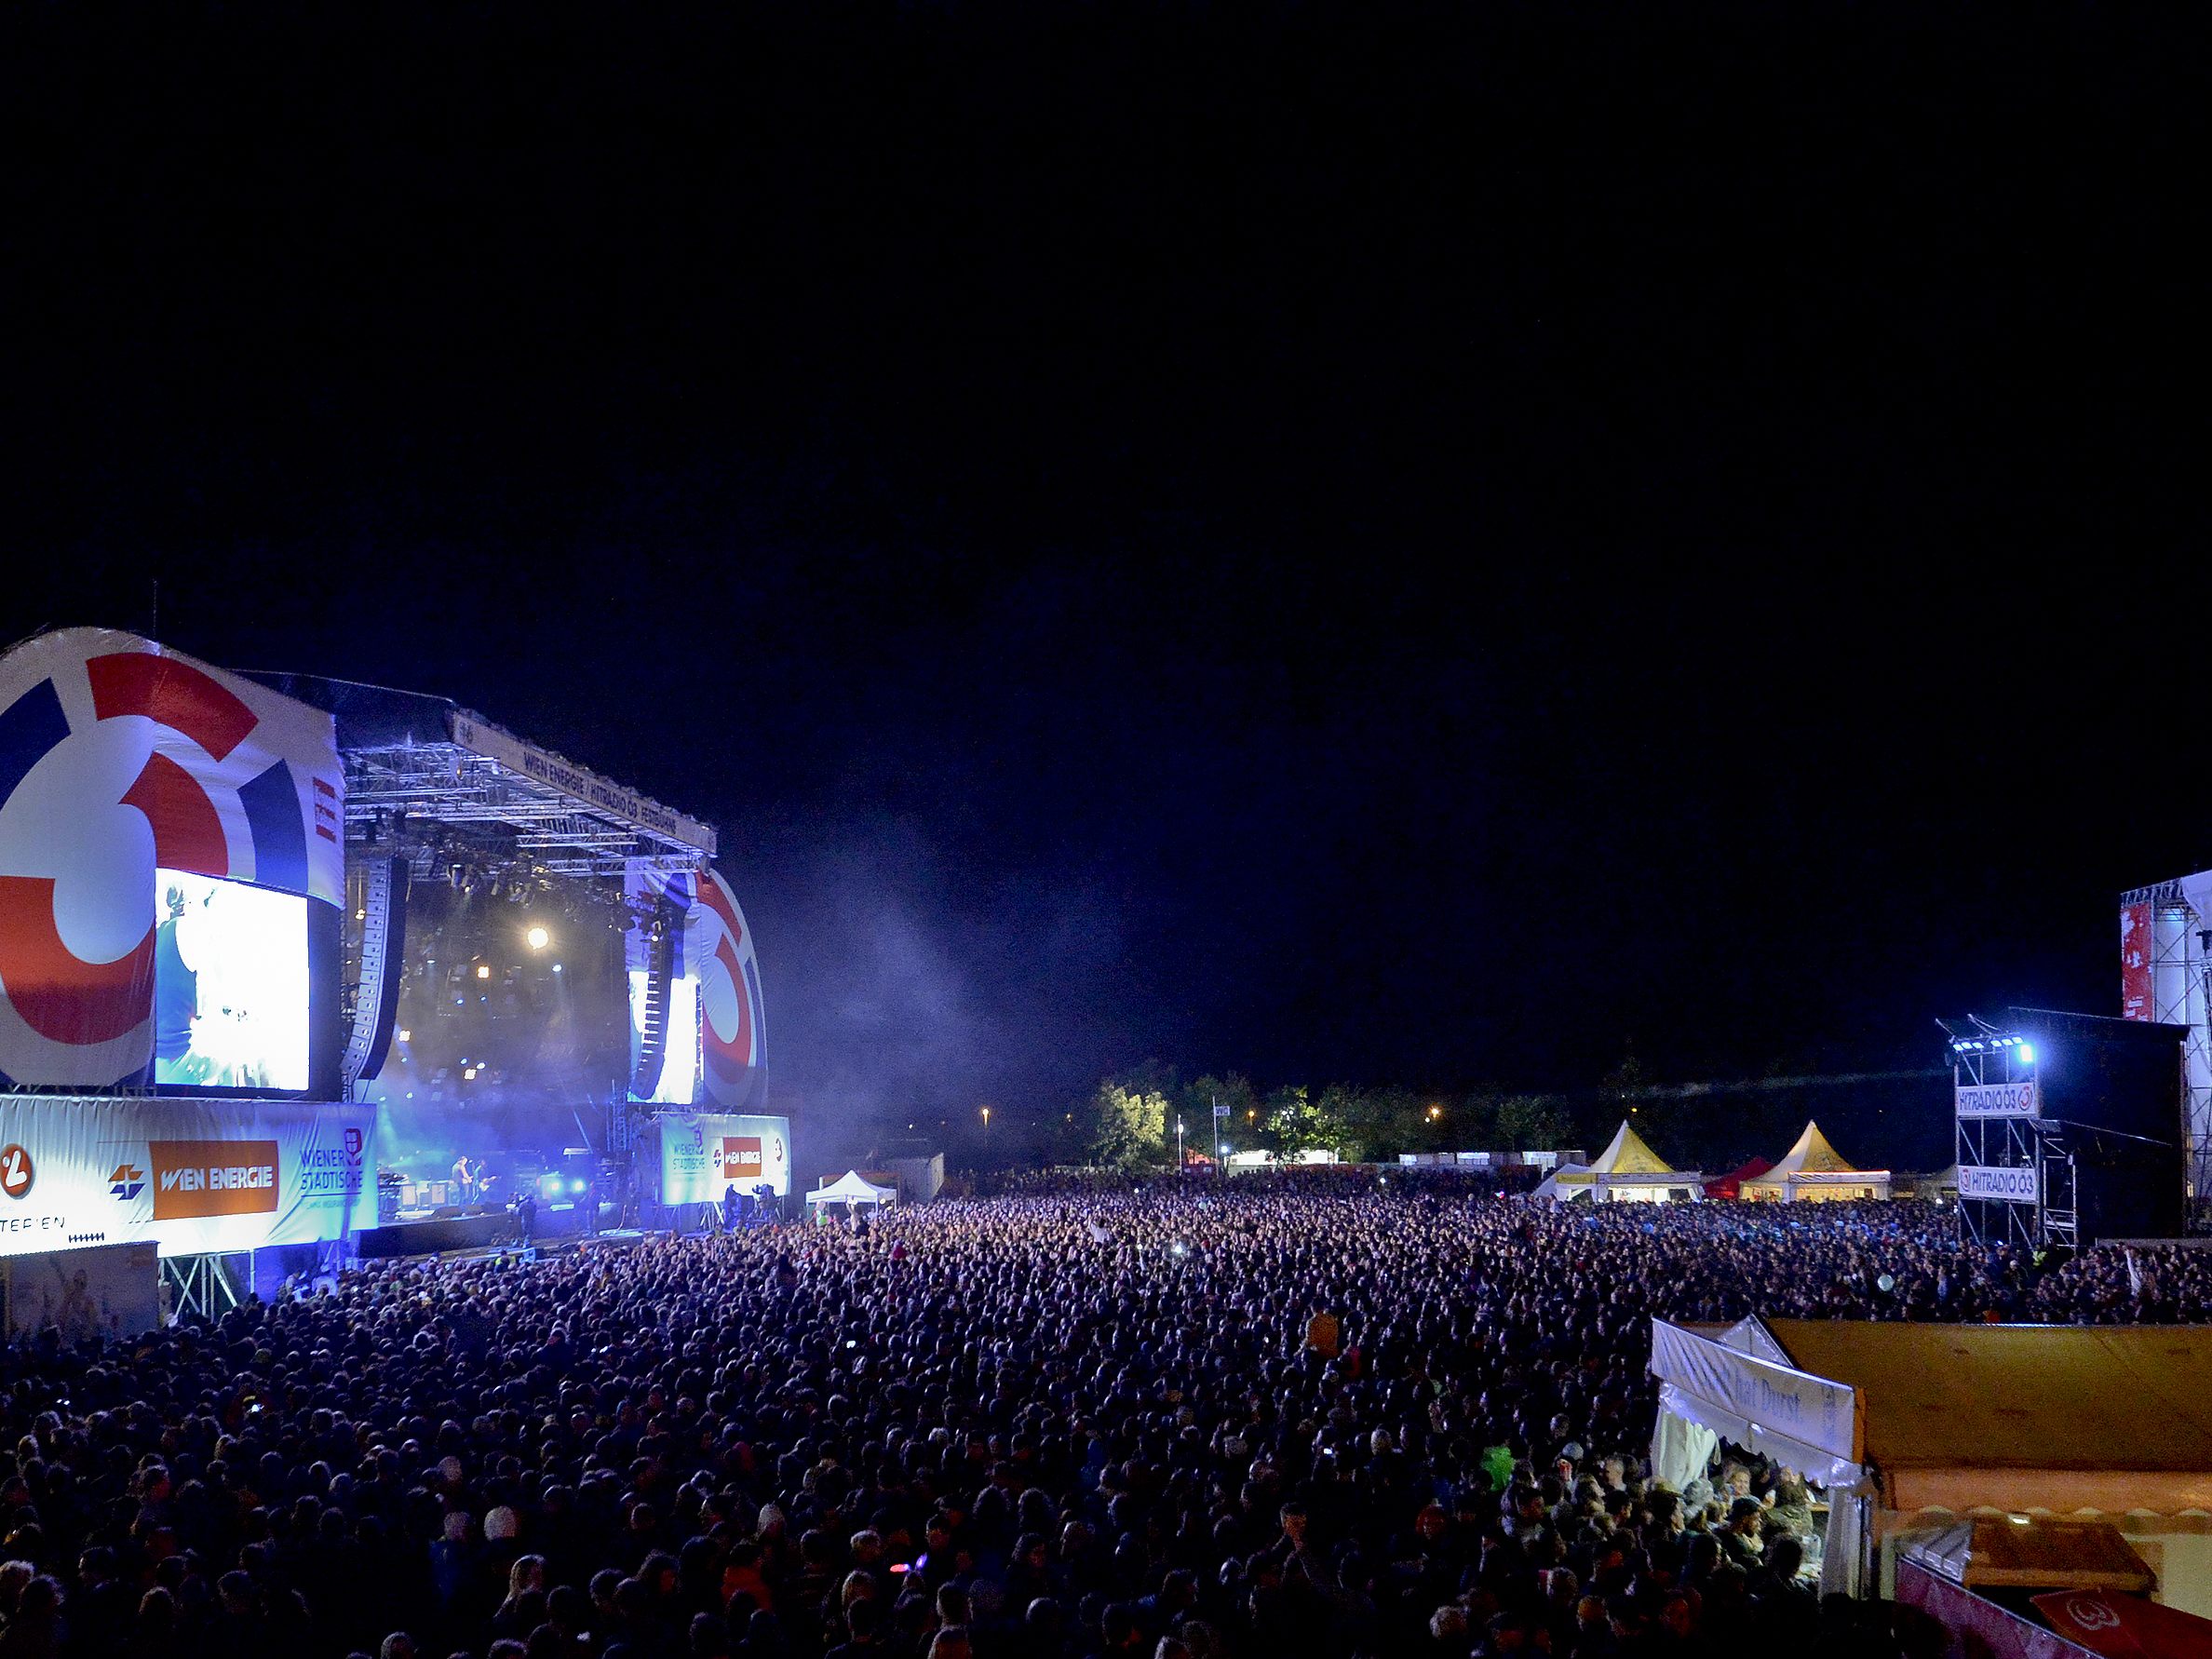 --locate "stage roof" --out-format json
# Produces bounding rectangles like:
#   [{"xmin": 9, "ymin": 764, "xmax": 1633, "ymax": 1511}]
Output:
[{"xmin": 252, "ymin": 674, "xmax": 715, "ymax": 874}]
